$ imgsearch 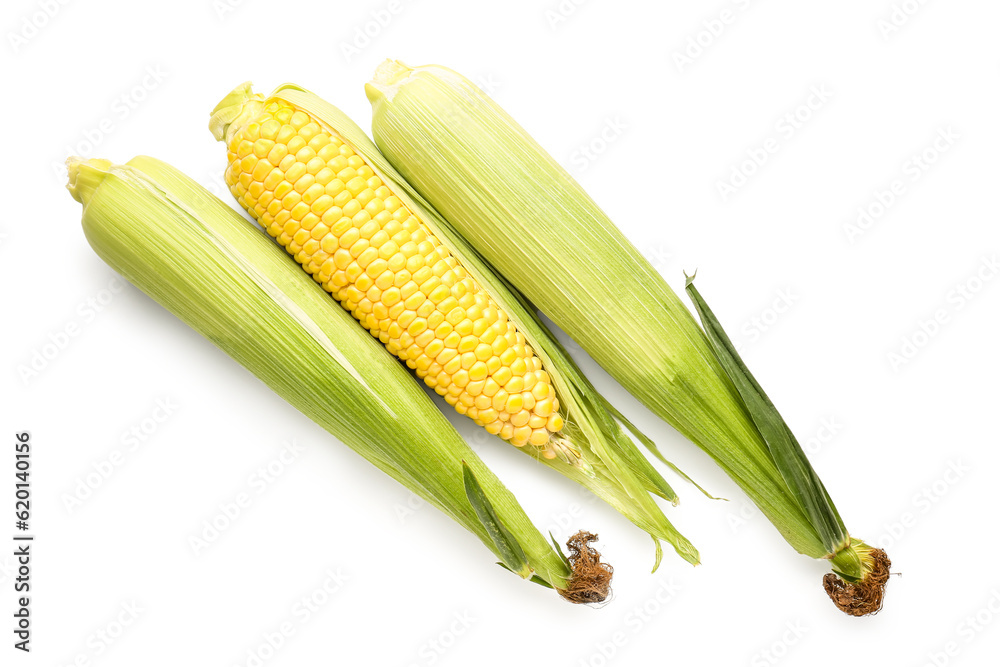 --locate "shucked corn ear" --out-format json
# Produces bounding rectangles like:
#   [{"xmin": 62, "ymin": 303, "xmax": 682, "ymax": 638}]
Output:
[
  {"xmin": 65, "ymin": 154, "xmax": 605, "ymax": 601},
  {"xmin": 365, "ymin": 61, "xmax": 890, "ymax": 615},
  {"xmin": 210, "ymin": 86, "xmax": 563, "ymax": 454},
  {"xmin": 209, "ymin": 83, "xmax": 702, "ymax": 568}
]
